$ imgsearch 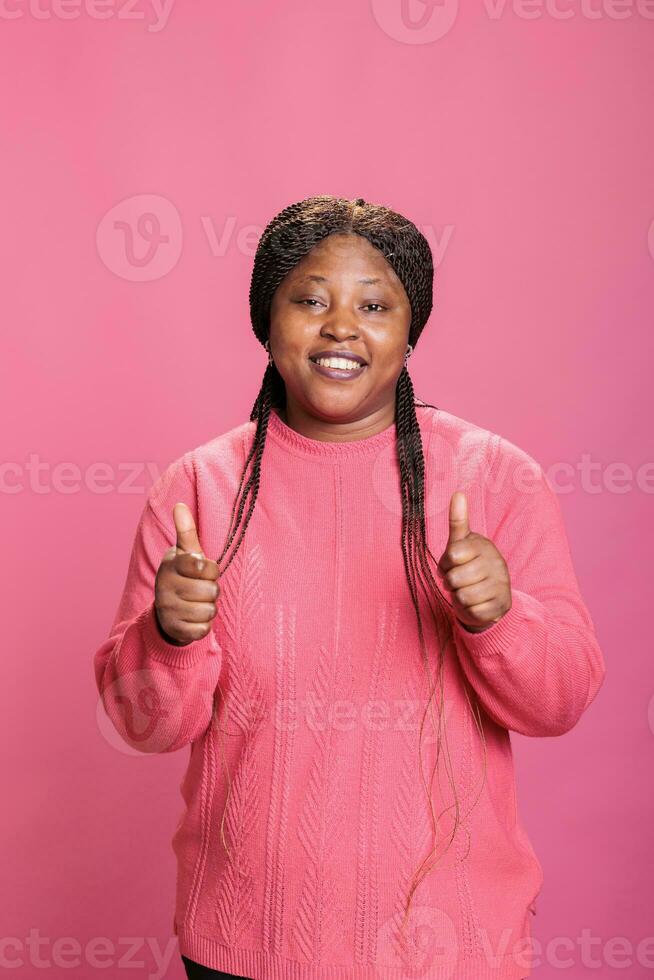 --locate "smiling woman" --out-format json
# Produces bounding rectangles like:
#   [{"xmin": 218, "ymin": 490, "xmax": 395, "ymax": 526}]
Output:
[
  {"xmin": 265, "ymin": 231, "xmax": 413, "ymax": 429},
  {"xmin": 94, "ymin": 194, "xmax": 605, "ymax": 980},
  {"xmin": 247, "ymin": 196, "xmax": 433, "ymax": 445}
]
